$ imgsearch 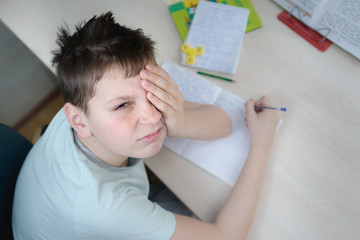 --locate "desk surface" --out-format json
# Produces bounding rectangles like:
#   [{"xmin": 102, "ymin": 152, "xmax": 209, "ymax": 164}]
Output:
[{"xmin": 1, "ymin": 0, "xmax": 359, "ymax": 239}]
